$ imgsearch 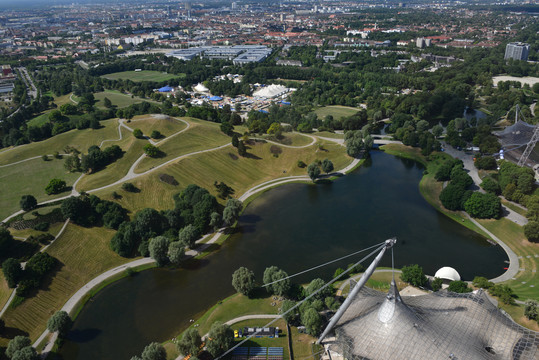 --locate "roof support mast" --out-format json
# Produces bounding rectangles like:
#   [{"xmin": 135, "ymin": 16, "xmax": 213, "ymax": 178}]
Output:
[{"xmin": 317, "ymin": 238, "xmax": 397, "ymax": 344}]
